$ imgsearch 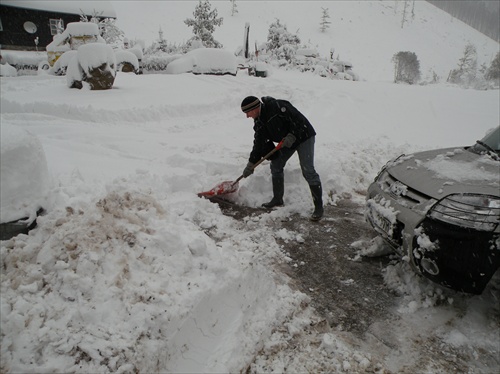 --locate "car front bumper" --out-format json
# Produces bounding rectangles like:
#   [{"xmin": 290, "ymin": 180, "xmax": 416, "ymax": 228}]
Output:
[{"xmin": 366, "ymin": 177, "xmax": 500, "ymax": 294}]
